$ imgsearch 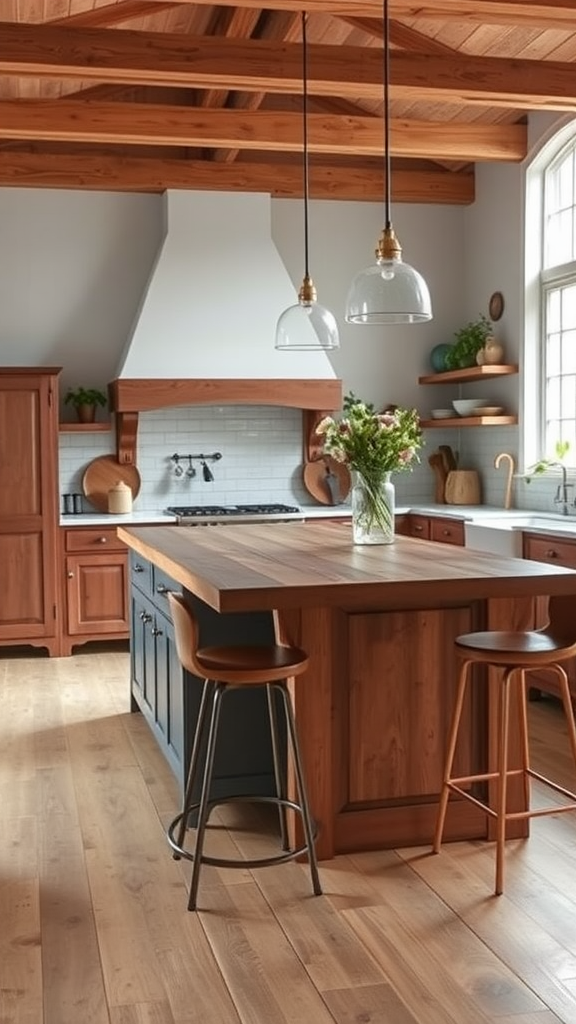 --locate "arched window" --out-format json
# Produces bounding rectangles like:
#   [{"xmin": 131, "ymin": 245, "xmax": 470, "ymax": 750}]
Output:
[{"xmin": 526, "ymin": 122, "xmax": 576, "ymax": 469}]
